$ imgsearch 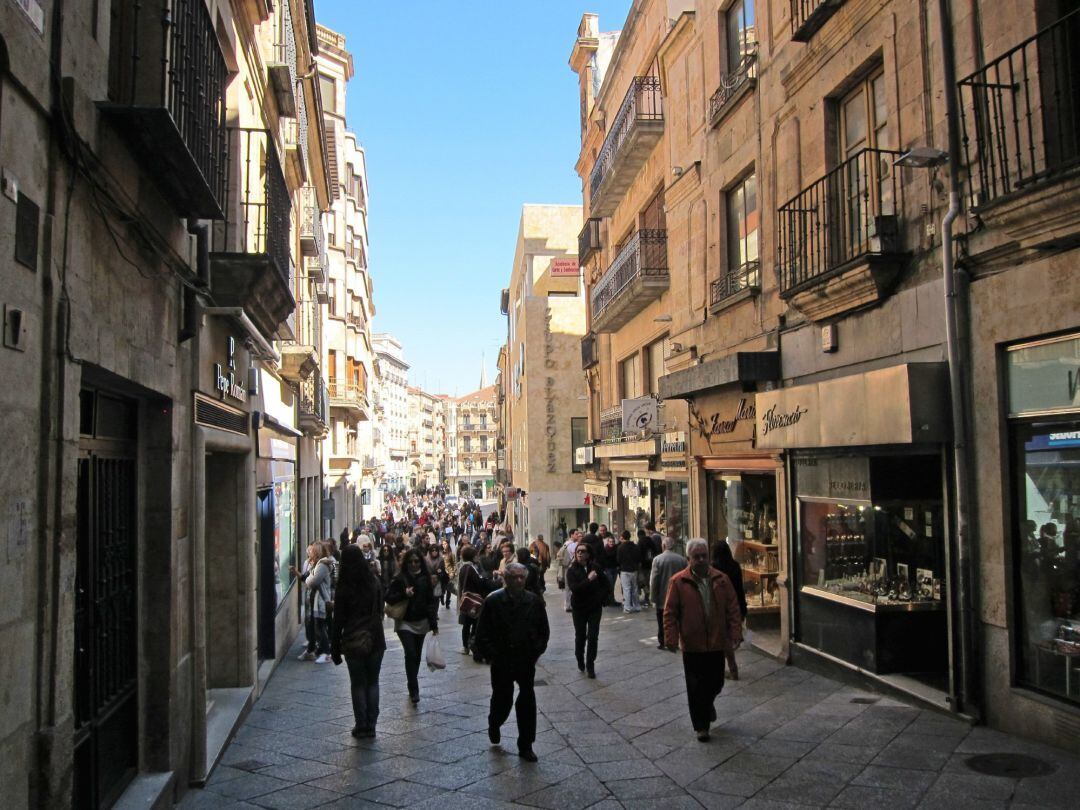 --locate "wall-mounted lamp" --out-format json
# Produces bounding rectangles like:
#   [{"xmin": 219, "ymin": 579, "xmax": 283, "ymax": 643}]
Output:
[{"xmin": 894, "ymin": 147, "xmax": 949, "ymax": 169}]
